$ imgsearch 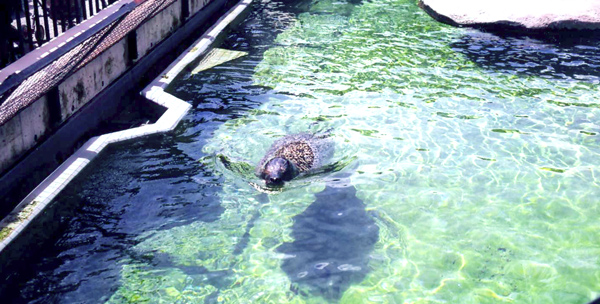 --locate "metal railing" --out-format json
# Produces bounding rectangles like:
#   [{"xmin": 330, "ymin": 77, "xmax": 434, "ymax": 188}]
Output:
[{"xmin": 0, "ymin": 0, "xmax": 119, "ymax": 69}]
